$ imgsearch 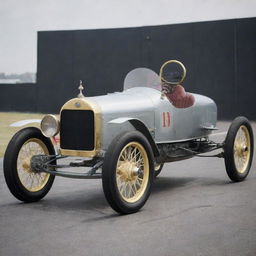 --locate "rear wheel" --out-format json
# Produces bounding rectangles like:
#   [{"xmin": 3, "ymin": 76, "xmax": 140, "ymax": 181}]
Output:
[
  {"xmin": 224, "ymin": 117, "xmax": 254, "ymax": 182},
  {"xmin": 154, "ymin": 163, "xmax": 164, "ymax": 178},
  {"xmin": 102, "ymin": 131, "xmax": 154, "ymax": 214},
  {"xmin": 4, "ymin": 127, "xmax": 55, "ymax": 202}
]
